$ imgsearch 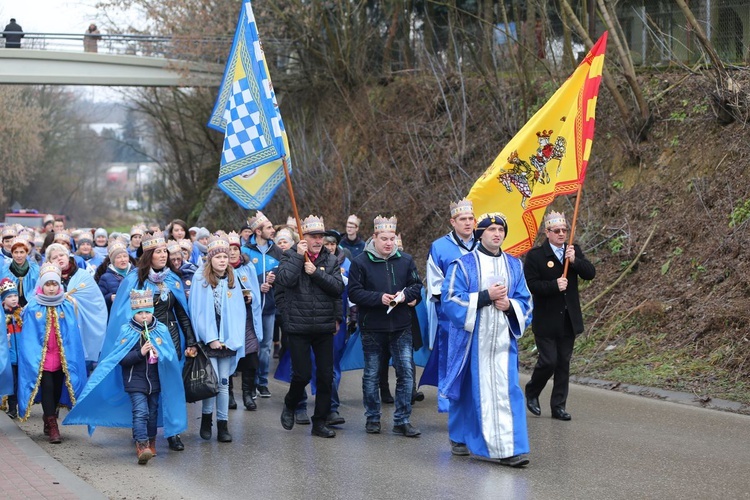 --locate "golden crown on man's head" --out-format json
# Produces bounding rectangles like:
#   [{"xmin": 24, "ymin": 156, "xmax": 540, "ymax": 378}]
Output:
[
  {"xmin": 544, "ymin": 211, "xmax": 567, "ymax": 229},
  {"xmin": 449, "ymin": 198, "xmax": 474, "ymax": 218},
  {"xmin": 373, "ymin": 215, "xmax": 397, "ymax": 233},
  {"xmin": 301, "ymin": 215, "xmax": 325, "ymax": 235},
  {"xmin": 248, "ymin": 211, "xmax": 269, "ymax": 232},
  {"xmin": 346, "ymin": 214, "xmax": 361, "ymax": 227}
]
